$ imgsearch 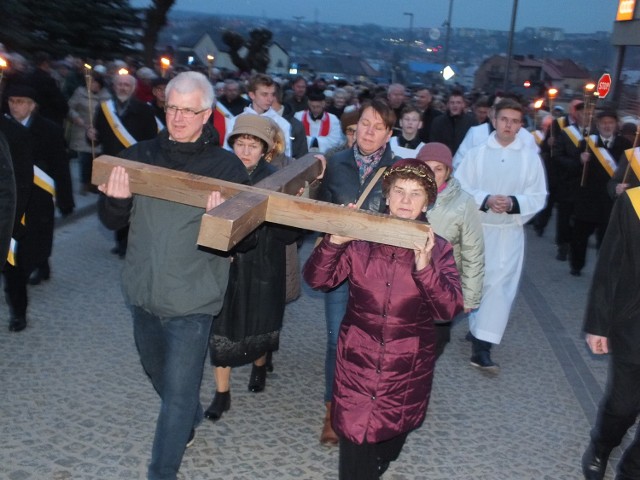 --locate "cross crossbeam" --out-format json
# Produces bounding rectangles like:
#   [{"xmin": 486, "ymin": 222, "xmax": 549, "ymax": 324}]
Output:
[{"xmin": 92, "ymin": 155, "xmax": 430, "ymax": 251}]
